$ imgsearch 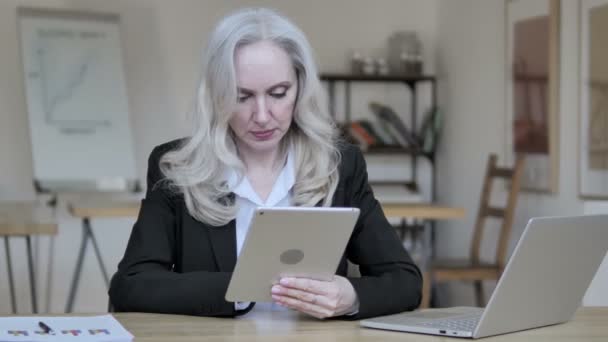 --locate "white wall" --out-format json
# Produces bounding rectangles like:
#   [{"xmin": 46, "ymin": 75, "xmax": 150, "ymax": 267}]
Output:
[
  {"xmin": 0, "ymin": 0, "xmax": 438, "ymax": 313},
  {"xmin": 436, "ymin": 0, "xmax": 607, "ymax": 306}
]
